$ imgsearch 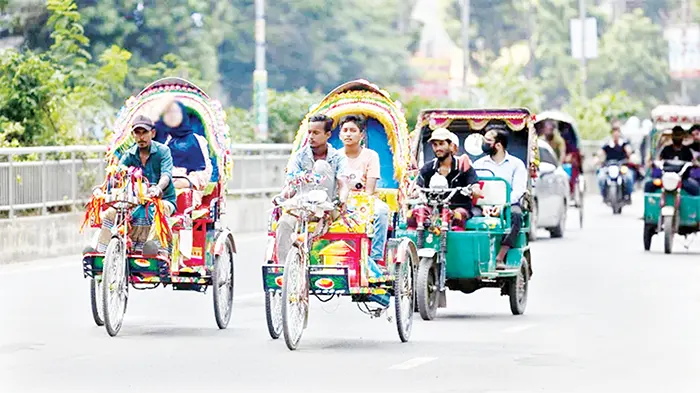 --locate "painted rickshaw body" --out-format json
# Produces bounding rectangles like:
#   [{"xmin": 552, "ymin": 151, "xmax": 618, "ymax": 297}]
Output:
[
  {"xmin": 261, "ymin": 80, "xmax": 416, "ymax": 349},
  {"xmin": 81, "ymin": 78, "xmax": 236, "ymax": 335}
]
